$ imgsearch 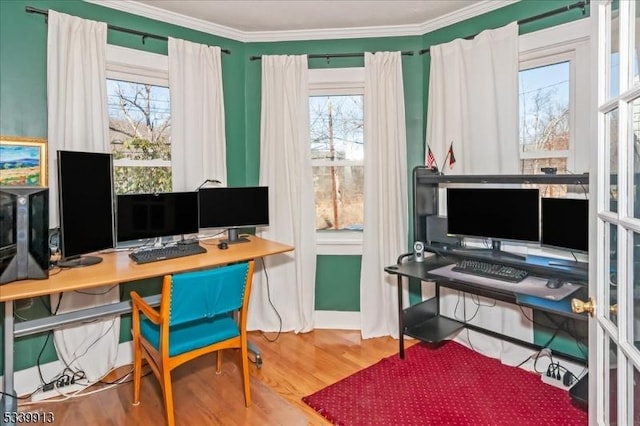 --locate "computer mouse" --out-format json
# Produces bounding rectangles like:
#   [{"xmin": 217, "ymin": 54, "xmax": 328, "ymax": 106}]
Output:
[
  {"xmin": 546, "ymin": 278, "xmax": 563, "ymax": 289},
  {"xmin": 217, "ymin": 241, "xmax": 228, "ymax": 250}
]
